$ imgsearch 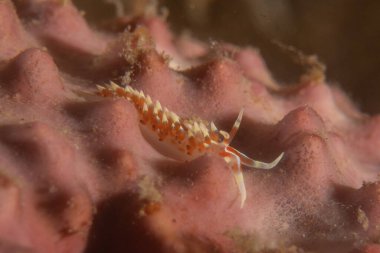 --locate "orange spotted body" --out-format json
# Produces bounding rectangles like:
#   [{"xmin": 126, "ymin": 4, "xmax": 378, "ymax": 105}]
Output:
[{"xmin": 97, "ymin": 82, "xmax": 284, "ymax": 208}]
